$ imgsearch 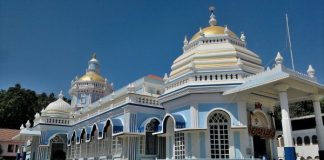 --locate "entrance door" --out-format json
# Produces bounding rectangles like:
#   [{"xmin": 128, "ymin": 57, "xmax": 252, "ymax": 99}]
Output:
[{"xmin": 253, "ymin": 136, "xmax": 266, "ymax": 159}]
